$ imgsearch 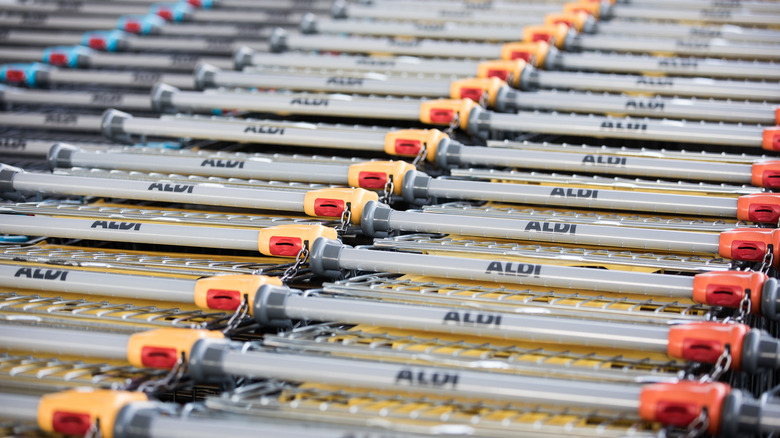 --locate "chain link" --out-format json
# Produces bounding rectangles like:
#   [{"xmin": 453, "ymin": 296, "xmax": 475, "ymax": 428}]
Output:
[
  {"xmin": 734, "ymin": 292, "xmax": 752, "ymax": 324},
  {"xmin": 380, "ymin": 175, "xmax": 394, "ymax": 204},
  {"xmin": 445, "ymin": 112, "xmax": 460, "ymax": 136},
  {"xmin": 280, "ymin": 243, "xmax": 310, "ymax": 283},
  {"xmin": 136, "ymin": 352, "xmax": 188, "ymax": 394},
  {"xmin": 336, "ymin": 202, "xmax": 352, "ymax": 234},
  {"xmin": 411, "ymin": 143, "xmax": 427, "ymax": 168},
  {"xmin": 699, "ymin": 346, "xmax": 732, "ymax": 383},
  {"xmin": 683, "ymin": 407, "xmax": 709, "ymax": 438},
  {"xmin": 760, "ymin": 244, "xmax": 774, "ymax": 274},
  {"xmin": 84, "ymin": 418, "xmax": 102, "ymax": 438},
  {"xmin": 221, "ymin": 294, "xmax": 250, "ymax": 335},
  {"xmin": 478, "ymin": 91, "xmax": 490, "ymax": 108}
]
